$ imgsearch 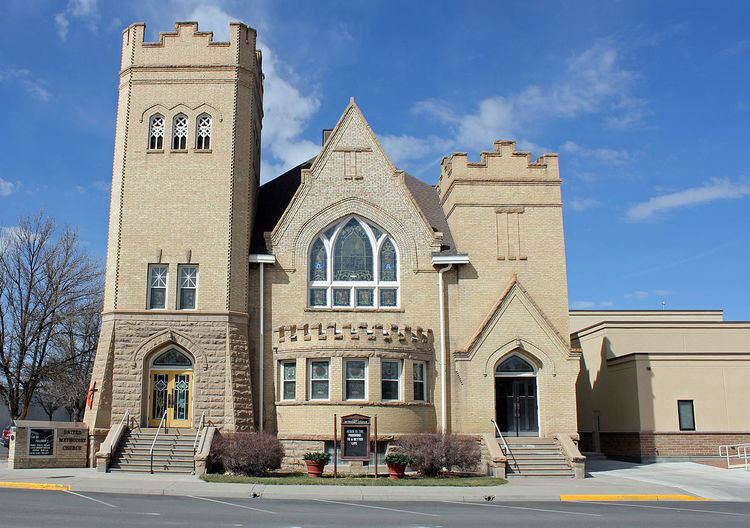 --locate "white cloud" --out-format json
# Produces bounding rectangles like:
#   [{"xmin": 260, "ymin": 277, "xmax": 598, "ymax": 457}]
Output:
[
  {"xmin": 0, "ymin": 68, "xmax": 51, "ymax": 102},
  {"xmin": 720, "ymin": 39, "xmax": 750, "ymax": 57},
  {"xmin": 406, "ymin": 41, "xmax": 643, "ymax": 164},
  {"xmin": 568, "ymin": 198, "xmax": 601, "ymax": 212},
  {"xmin": 380, "ymin": 134, "xmax": 453, "ymax": 164},
  {"xmin": 0, "ymin": 178, "xmax": 20, "ymax": 197},
  {"xmin": 625, "ymin": 289, "xmax": 672, "ymax": 300},
  {"xmin": 572, "ymin": 300, "xmax": 614, "ymax": 309},
  {"xmin": 627, "ymin": 178, "xmax": 750, "ymax": 221},
  {"xmin": 55, "ymin": 0, "xmax": 99, "ymax": 41},
  {"xmin": 561, "ymin": 141, "xmax": 629, "ymax": 165},
  {"xmin": 92, "ymin": 180, "xmax": 109, "ymax": 192}
]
